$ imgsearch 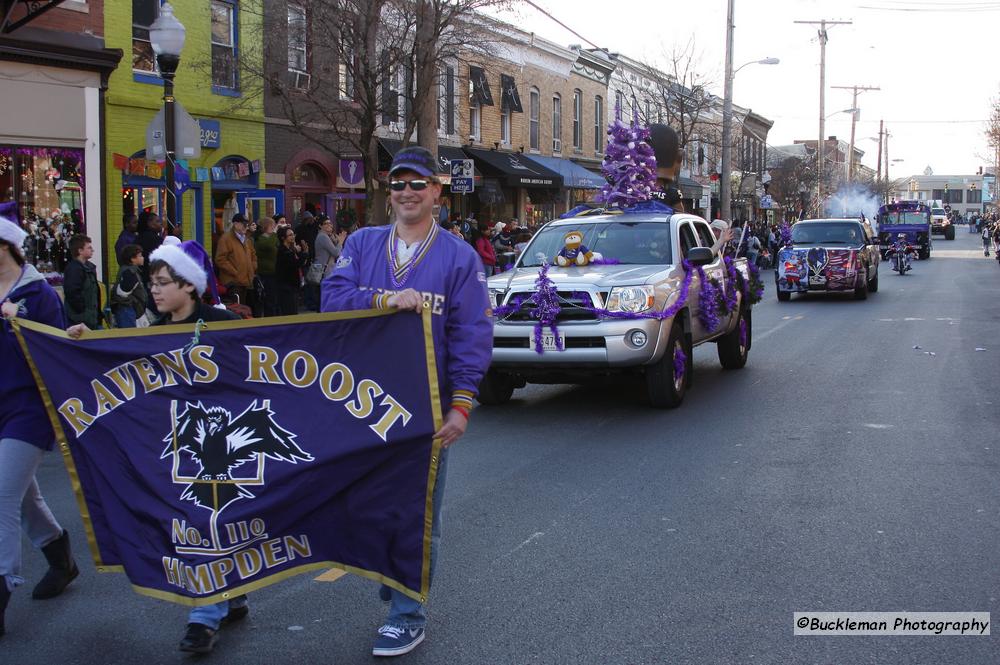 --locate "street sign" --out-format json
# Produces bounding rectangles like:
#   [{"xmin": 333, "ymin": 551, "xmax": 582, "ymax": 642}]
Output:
[
  {"xmin": 145, "ymin": 101, "xmax": 202, "ymax": 161},
  {"xmin": 450, "ymin": 158, "xmax": 474, "ymax": 194},
  {"xmin": 760, "ymin": 194, "xmax": 773, "ymax": 209}
]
